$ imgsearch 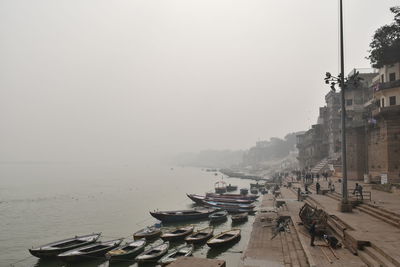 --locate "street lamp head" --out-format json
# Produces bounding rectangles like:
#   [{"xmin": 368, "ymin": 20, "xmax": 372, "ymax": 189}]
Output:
[
  {"xmin": 330, "ymin": 82, "xmax": 336, "ymax": 92},
  {"xmin": 325, "ymin": 72, "xmax": 332, "ymax": 79}
]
